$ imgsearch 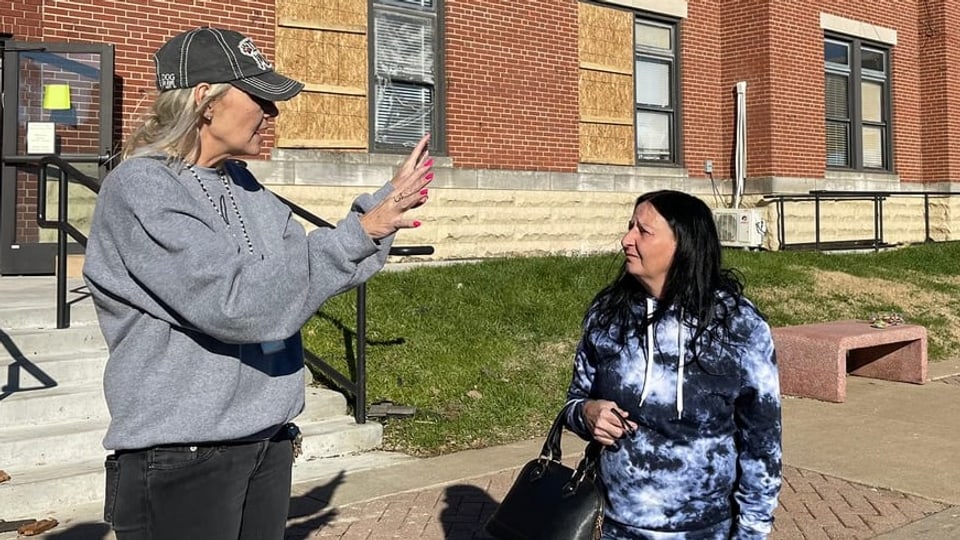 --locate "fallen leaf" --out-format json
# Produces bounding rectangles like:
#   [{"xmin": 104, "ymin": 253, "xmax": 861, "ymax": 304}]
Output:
[
  {"xmin": 466, "ymin": 390, "xmax": 482, "ymax": 400},
  {"xmin": 18, "ymin": 518, "xmax": 58, "ymax": 536}
]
